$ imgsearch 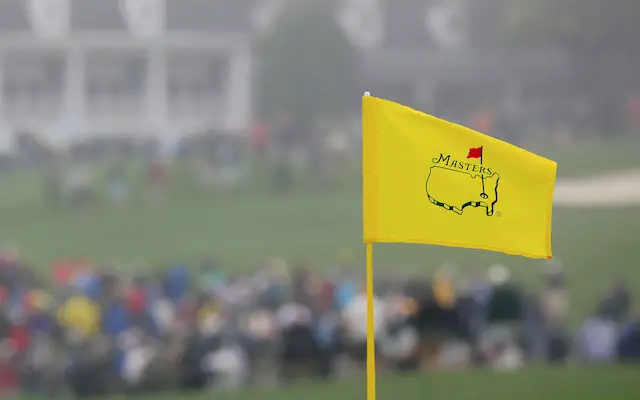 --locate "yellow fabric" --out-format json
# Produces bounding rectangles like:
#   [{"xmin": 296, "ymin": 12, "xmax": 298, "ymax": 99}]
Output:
[
  {"xmin": 57, "ymin": 296, "xmax": 101, "ymax": 338},
  {"xmin": 362, "ymin": 96, "xmax": 556, "ymax": 259}
]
